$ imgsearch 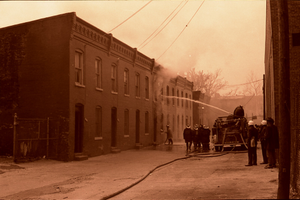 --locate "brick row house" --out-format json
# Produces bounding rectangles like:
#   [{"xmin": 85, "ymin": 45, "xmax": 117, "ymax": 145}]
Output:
[
  {"xmin": 265, "ymin": 0, "xmax": 300, "ymax": 196},
  {"xmin": 156, "ymin": 73, "xmax": 194, "ymax": 141},
  {"xmin": 0, "ymin": 12, "xmax": 193, "ymax": 161}
]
